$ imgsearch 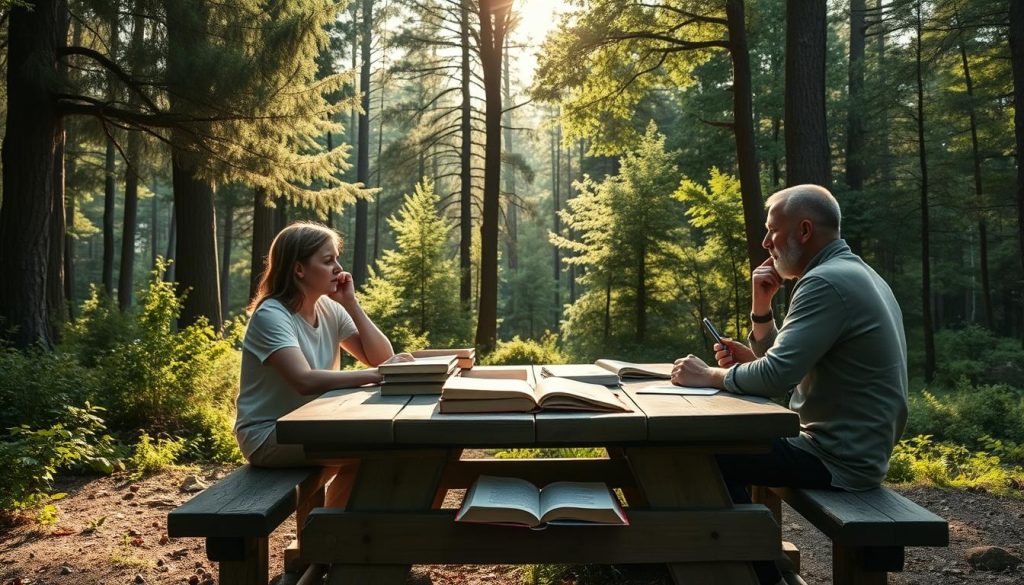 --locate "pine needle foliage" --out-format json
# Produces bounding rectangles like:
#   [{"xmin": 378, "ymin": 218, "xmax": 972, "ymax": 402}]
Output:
[{"xmin": 362, "ymin": 178, "xmax": 470, "ymax": 349}]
